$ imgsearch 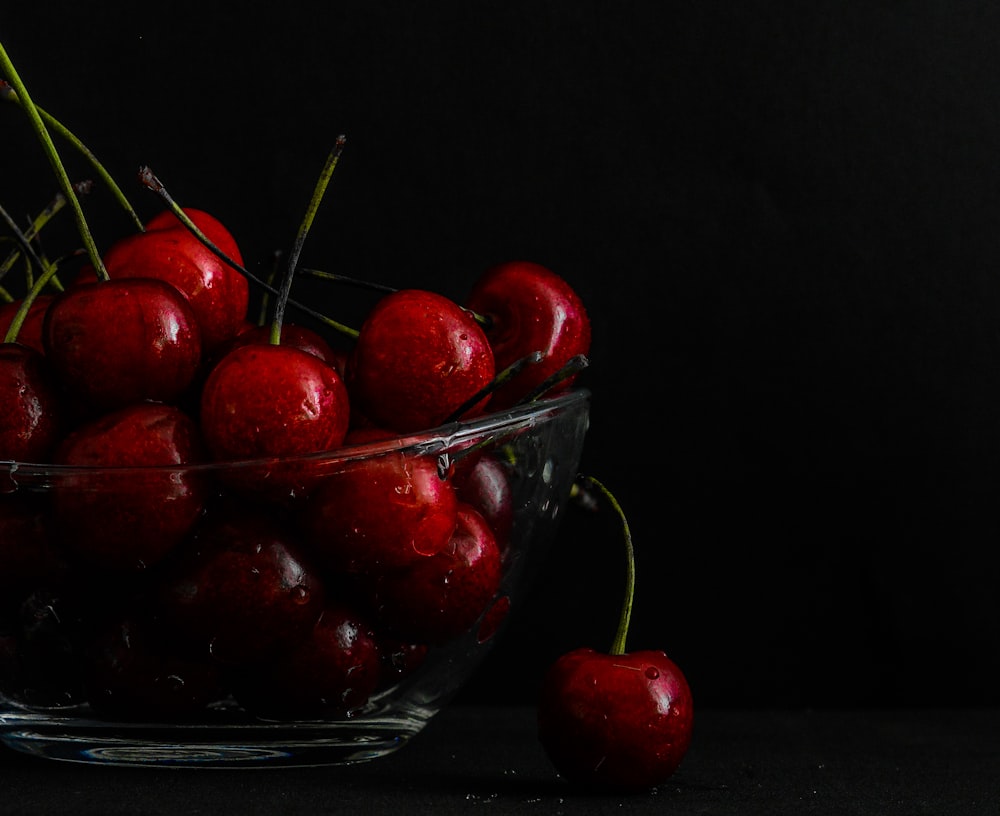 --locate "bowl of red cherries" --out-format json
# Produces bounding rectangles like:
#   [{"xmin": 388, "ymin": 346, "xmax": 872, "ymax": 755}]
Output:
[
  {"xmin": 0, "ymin": 194, "xmax": 592, "ymax": 767},
  {"xmin": 0, "ymin": 43, "xmax": 597, "ymax": 763}
]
